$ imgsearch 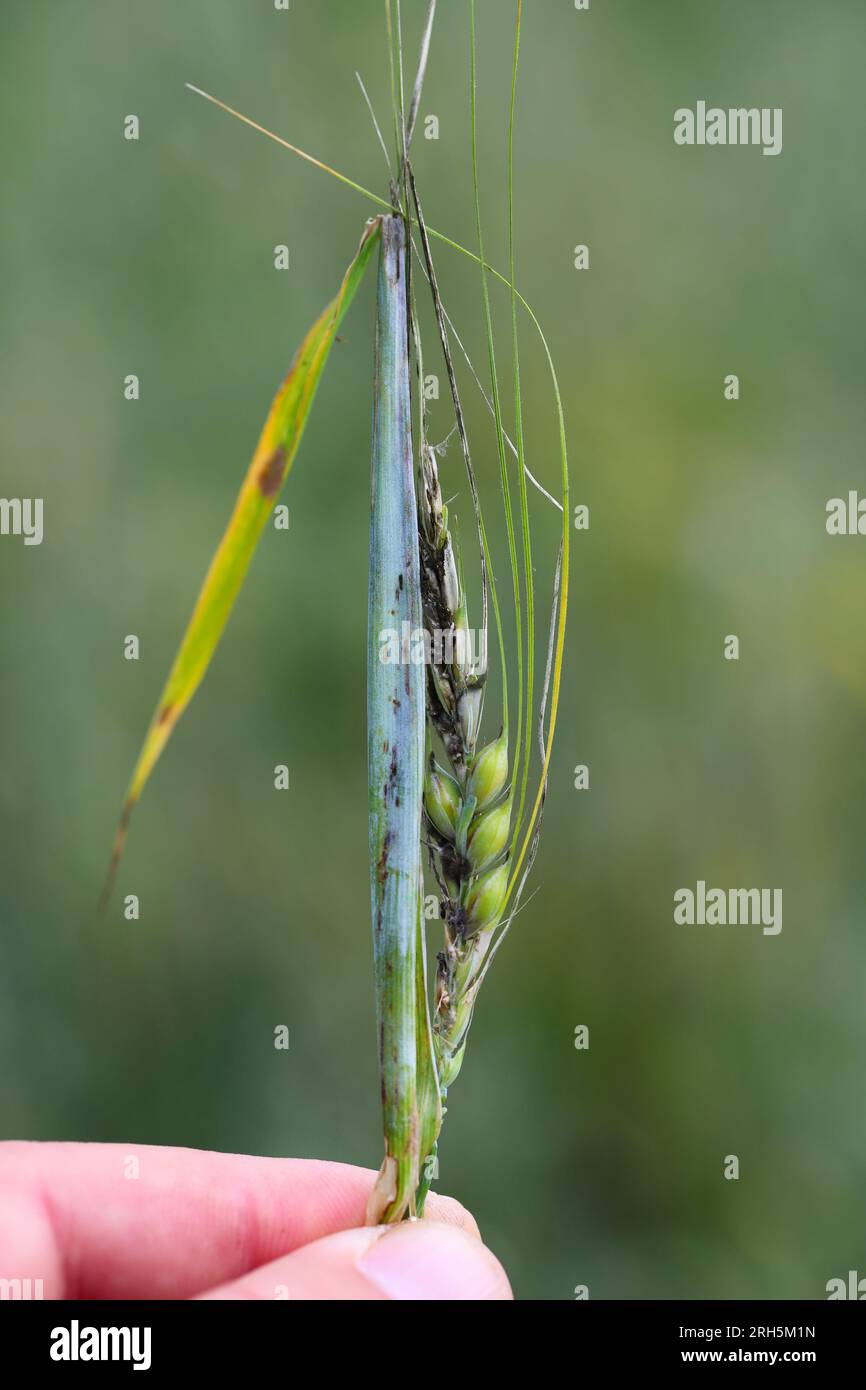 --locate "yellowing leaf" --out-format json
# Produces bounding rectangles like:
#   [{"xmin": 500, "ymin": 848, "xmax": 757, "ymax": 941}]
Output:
[{"xmin": 102, "ymin": 218, "xmax": 381, "ymax": 906}]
